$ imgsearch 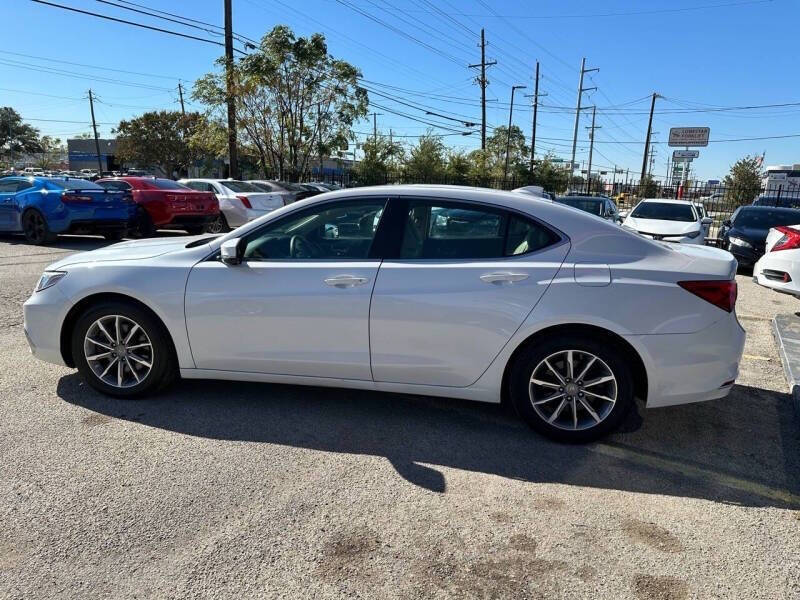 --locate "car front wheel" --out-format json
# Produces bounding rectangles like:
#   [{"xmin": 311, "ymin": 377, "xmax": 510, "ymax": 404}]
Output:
[
  {"xmin": 510, "ymin": 334, "xmax": 635, "ymax": 443},
  {"xmin": 71, "ymin": 301, "xmax": 177, "ymax": 398}
]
